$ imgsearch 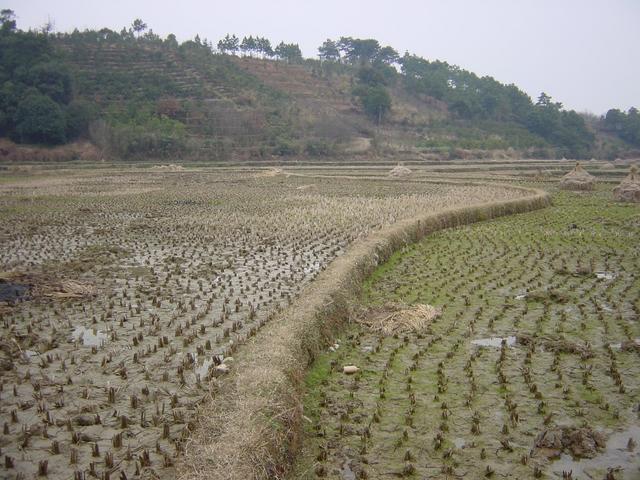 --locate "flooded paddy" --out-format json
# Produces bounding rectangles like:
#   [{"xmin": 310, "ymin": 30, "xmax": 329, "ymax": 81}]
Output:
[
  {"xmin": 0, "ymin": 167, "xmax": 527, "ymax": 479},
  {"xmin": 296, "ymin": 189, "xmax": 640, "ymax": 479}
]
